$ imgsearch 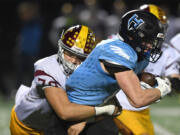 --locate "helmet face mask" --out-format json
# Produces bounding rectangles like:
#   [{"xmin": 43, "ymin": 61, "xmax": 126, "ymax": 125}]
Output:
[
  {"xmin": 144, "ymin": 36, "xmax": 163, "ymax": 62},
  {"xmin": 58, "ymin": 42, "xmax": 80, "ymax": 74},
  {"xmin": 119, "ymin": 10, "xmax": 165, "ymax": 63},
  {"xmin": 58, "ymin": 25, "xmax": 96, "ymax": 74},
  {"xmin": 139, "ymin": 4, "xmax": 169, "ymax": 62}
]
